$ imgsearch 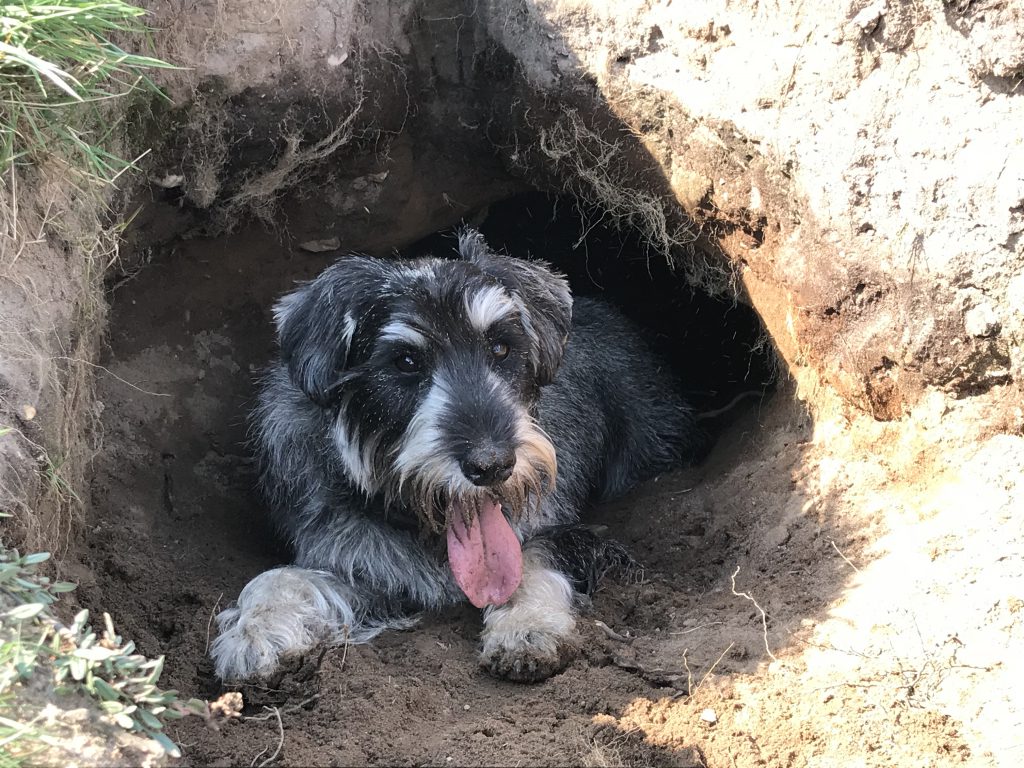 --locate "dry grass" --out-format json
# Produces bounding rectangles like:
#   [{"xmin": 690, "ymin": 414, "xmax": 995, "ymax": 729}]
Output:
[
  {"xmin": 0, "ymin": 154, "xmax": 122, "ymax": 556},
  {"xmin": 516, "ymin": 105, "xmax": 747, "ymax": 300},
  {"xmin": 536, "ymin": 108, "xmax": 695, "ymax": 259},
  {"xmin": 158, "ymin": 73, "xmax": 372, "ymax": 237},
  {"xmin": 139, "ymin": 0, "xmax": 400, "ymax": 235},
  {"xmin": 0, "ymin": 0, "xmax": 168, "ymax": 558},
  {"xmin": 219, "ymin": 89, "xmax": 367, "ymax": 229}
]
